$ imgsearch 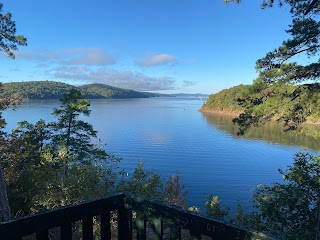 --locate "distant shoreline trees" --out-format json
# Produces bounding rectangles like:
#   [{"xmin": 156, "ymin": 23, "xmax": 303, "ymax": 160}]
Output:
[{"xmin": 0, "ymin": 81, "xmax": 155, "ymax": 100}]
